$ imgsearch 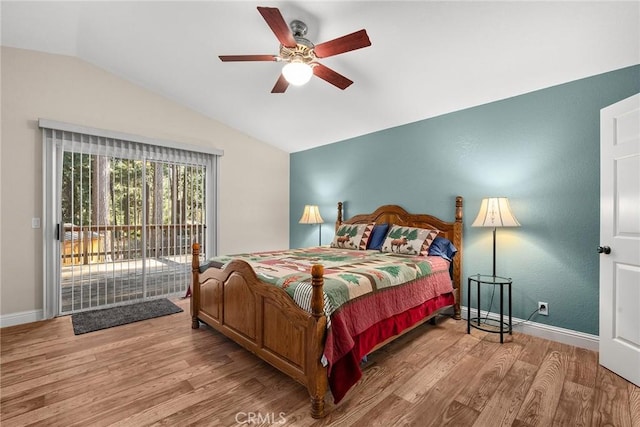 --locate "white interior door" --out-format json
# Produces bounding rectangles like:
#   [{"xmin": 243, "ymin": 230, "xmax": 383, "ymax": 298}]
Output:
[{"xmin": 599, "ymin": 93, "xmax": 640, "ymax": 387}]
